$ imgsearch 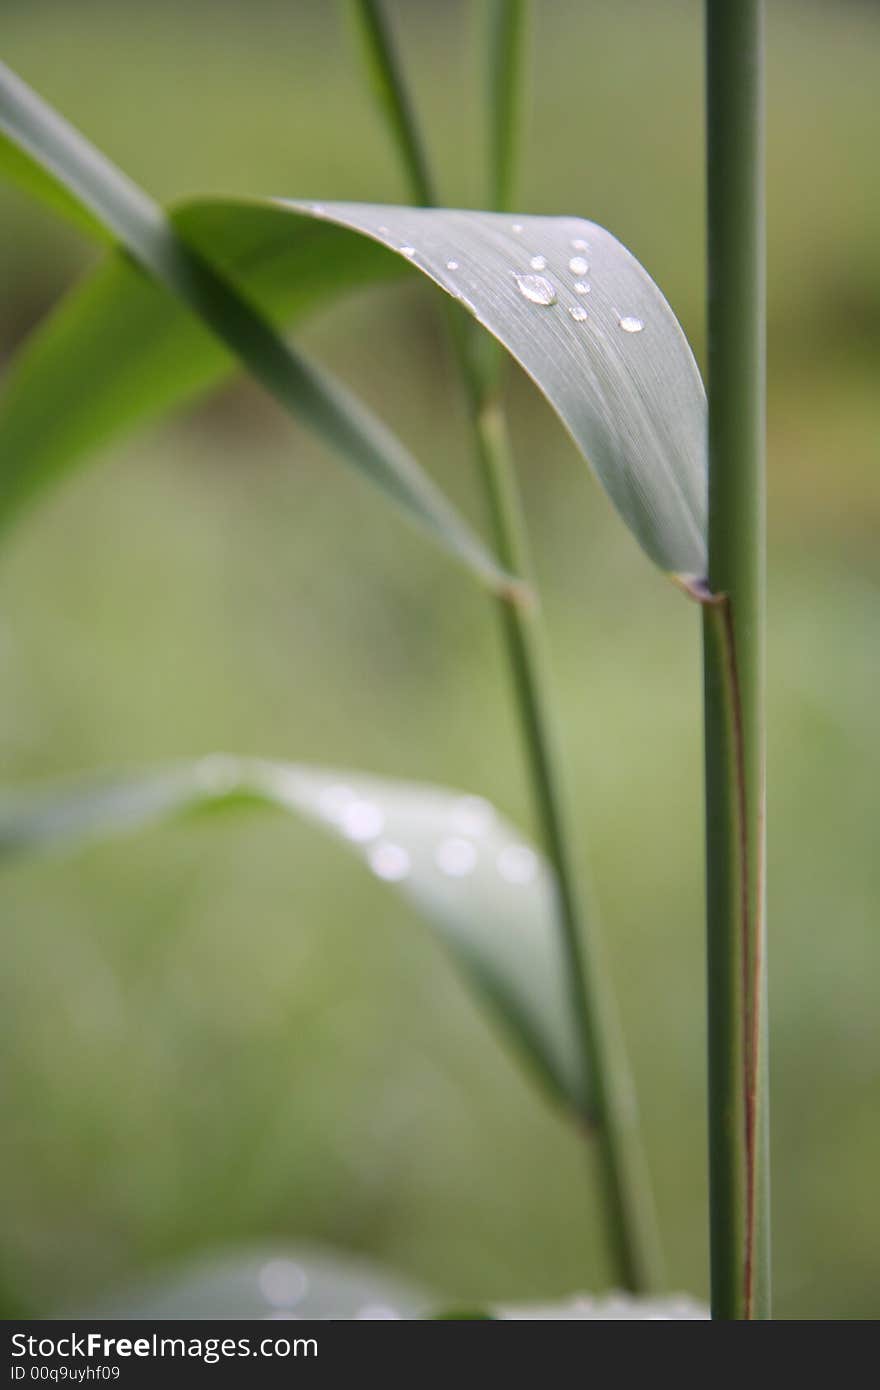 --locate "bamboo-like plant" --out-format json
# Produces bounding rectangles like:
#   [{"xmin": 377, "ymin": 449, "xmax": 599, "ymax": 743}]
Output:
[{"xmin": 0, "ymin": 0, "xmax": 768, "ymax": 1319}]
